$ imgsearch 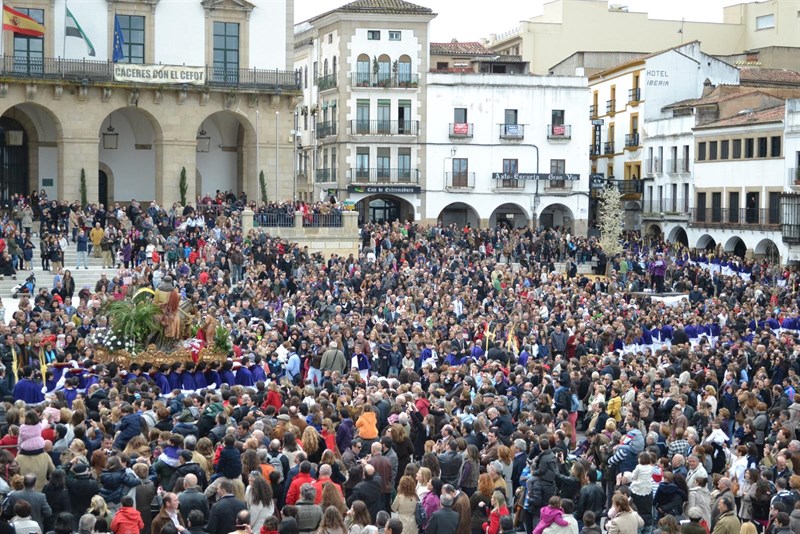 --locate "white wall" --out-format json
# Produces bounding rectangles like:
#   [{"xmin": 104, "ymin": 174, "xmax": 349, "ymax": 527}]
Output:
[
  {"xmin": 154, "ymin": 1, "xmax": 205, "ymax": 66},
  {"xmin": 39, "ymin": 146, "xmax": 57, "ymax": 199},
  {"xmin": 250, "ymin": 1, "xmax": 288, "ymax": 69},
  {"xmin": 98, "ymin": 114, "xmax": 156, "ymax": 201}
]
